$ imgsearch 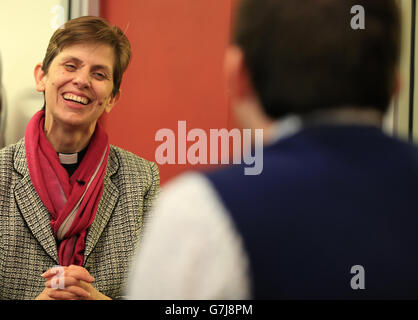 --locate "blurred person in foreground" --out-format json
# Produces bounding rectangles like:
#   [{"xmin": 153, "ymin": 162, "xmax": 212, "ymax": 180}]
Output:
[
  {"xmin": 127, "ymin": 0, "xmax": 418, "ymax": 299},
  {"xmin": 0, "ymin": 16, "xmax": 159, "ymax": 300}
]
